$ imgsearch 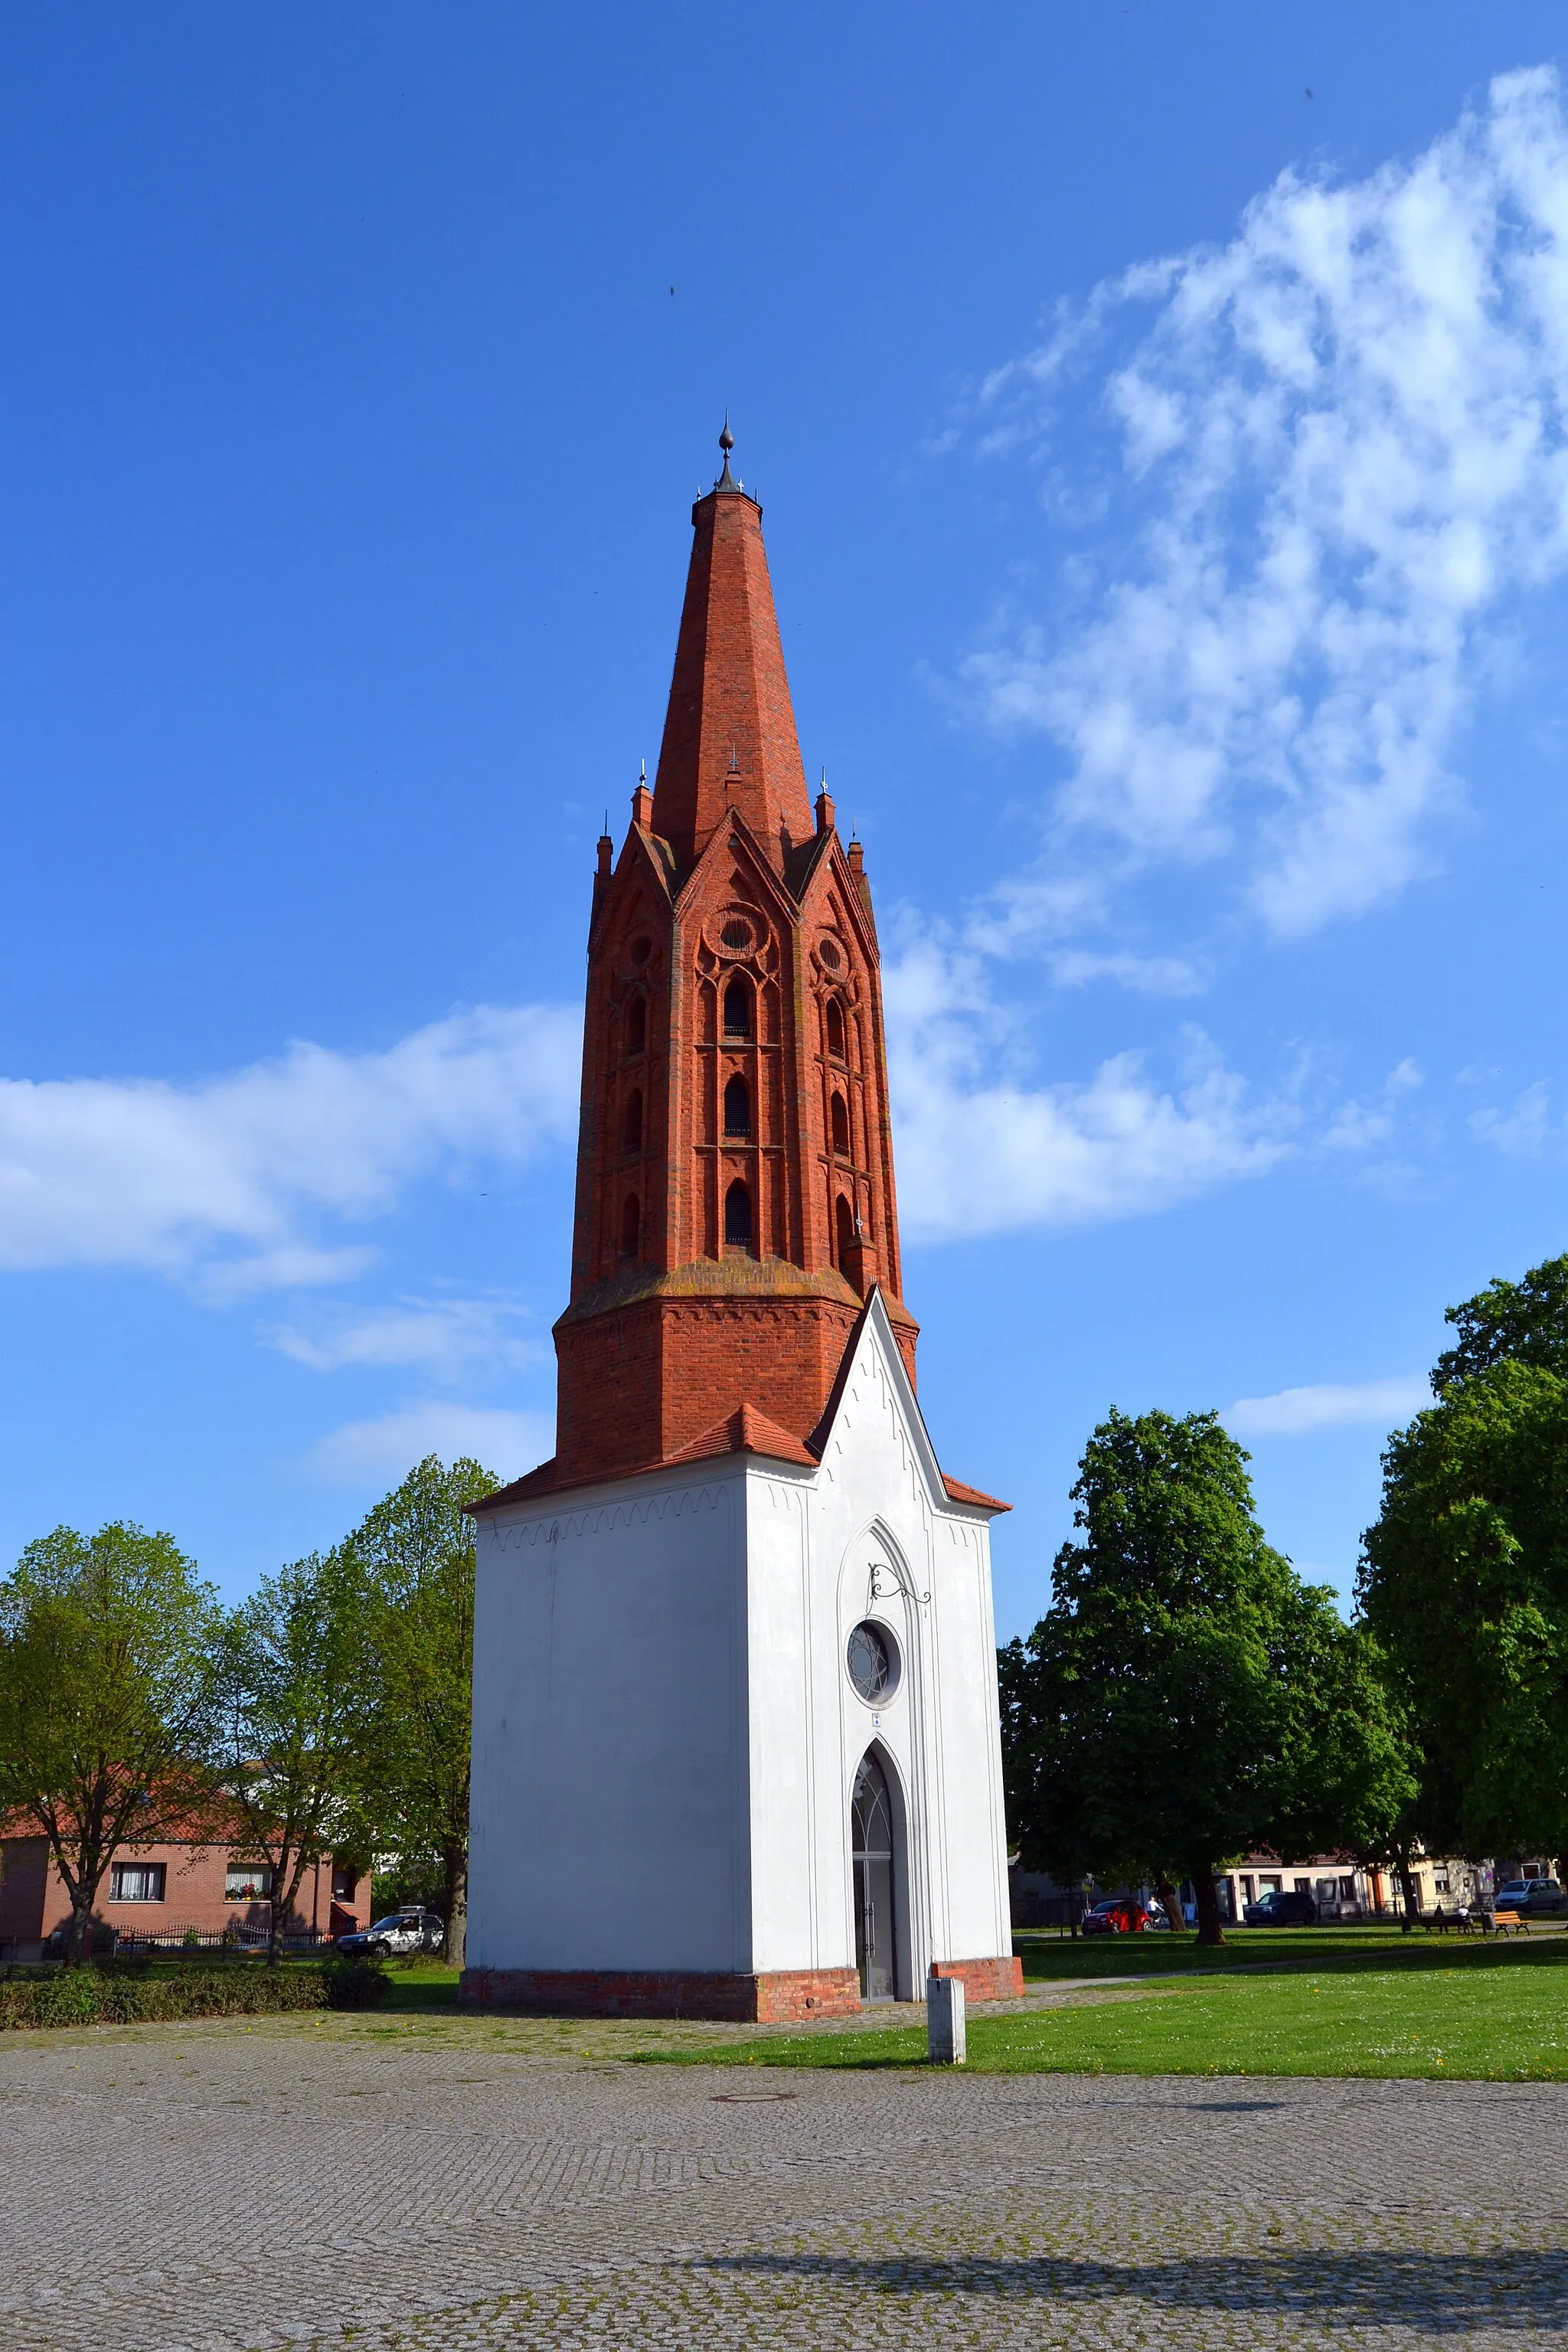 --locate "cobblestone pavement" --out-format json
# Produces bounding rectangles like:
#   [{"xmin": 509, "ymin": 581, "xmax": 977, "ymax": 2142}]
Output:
[{"xmin": 3, "ymin": 2006, "xmax": 1564, "ymax": 2350}]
